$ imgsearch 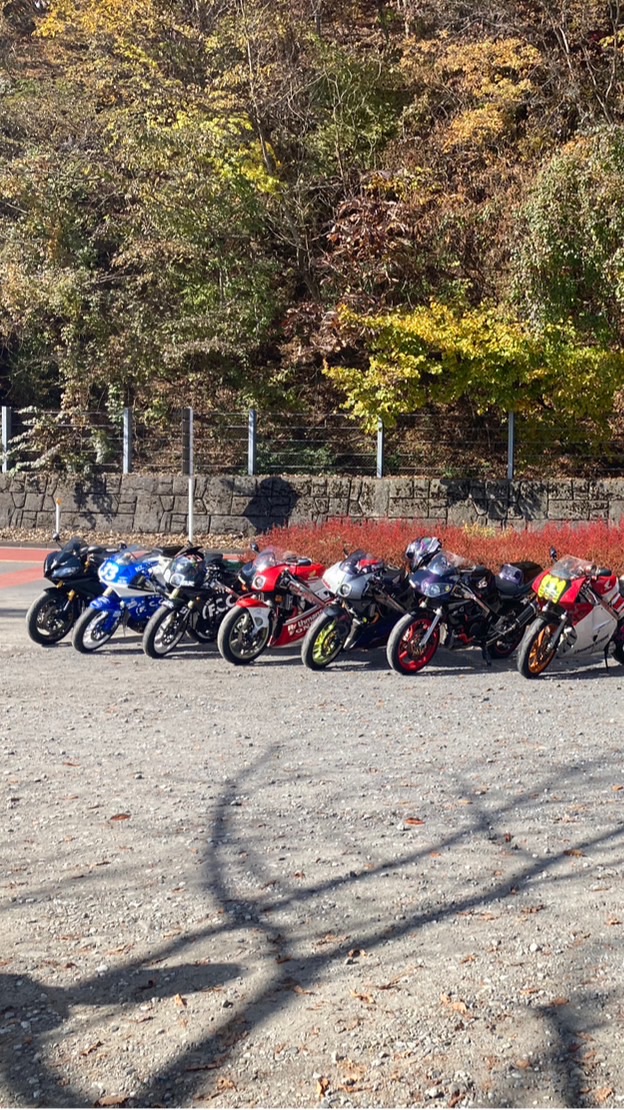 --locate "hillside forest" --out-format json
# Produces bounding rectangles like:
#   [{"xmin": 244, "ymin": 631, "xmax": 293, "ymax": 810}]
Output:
[{"xmin": 2, "ymin": 0, "xmax": 624, "ymax": 466}]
